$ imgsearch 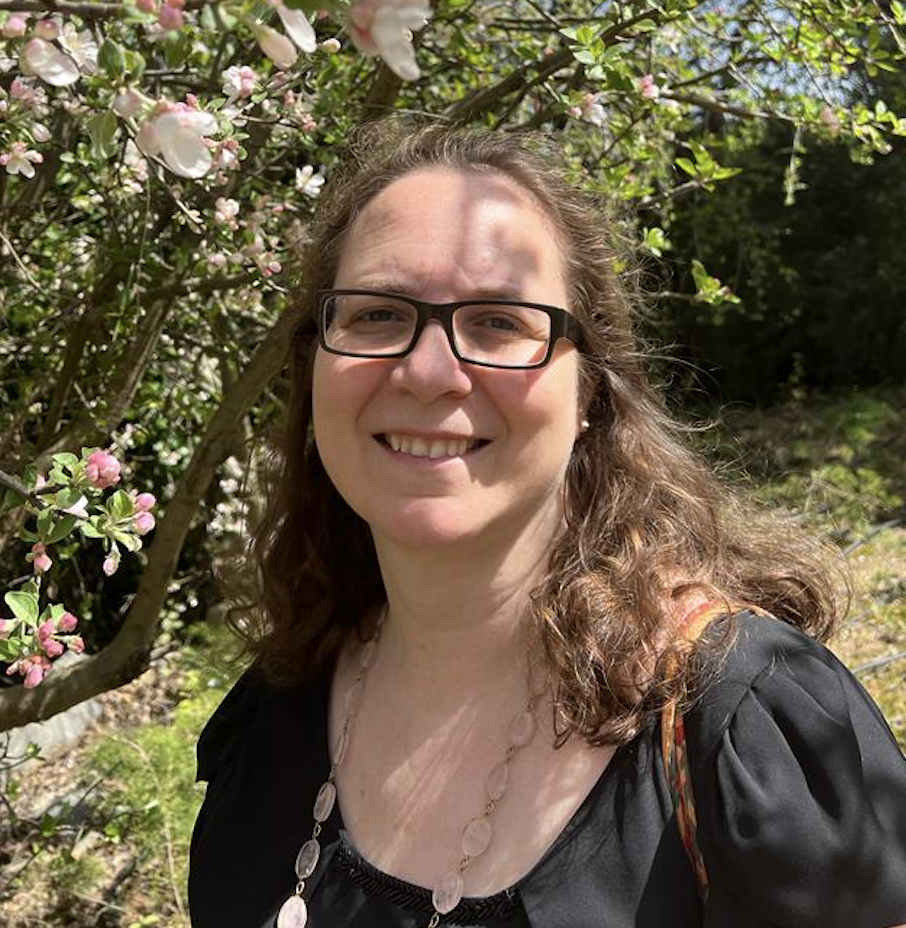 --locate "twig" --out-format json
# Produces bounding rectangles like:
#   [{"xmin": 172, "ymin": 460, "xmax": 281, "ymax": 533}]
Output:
[
  {"xmin": 0, "ymin": 467, "xmax": 33, "ymax": 501},
  {"xmin": 854, "ymin": 651, "xmax": 906, "ymax": 677},
  {"xmin": 838, "ymin": 519, "xmax": 904, "ymax": 559},
  {"xmin": 0, "ymin": 228, "xmax": 41, "ymax": 292}
]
